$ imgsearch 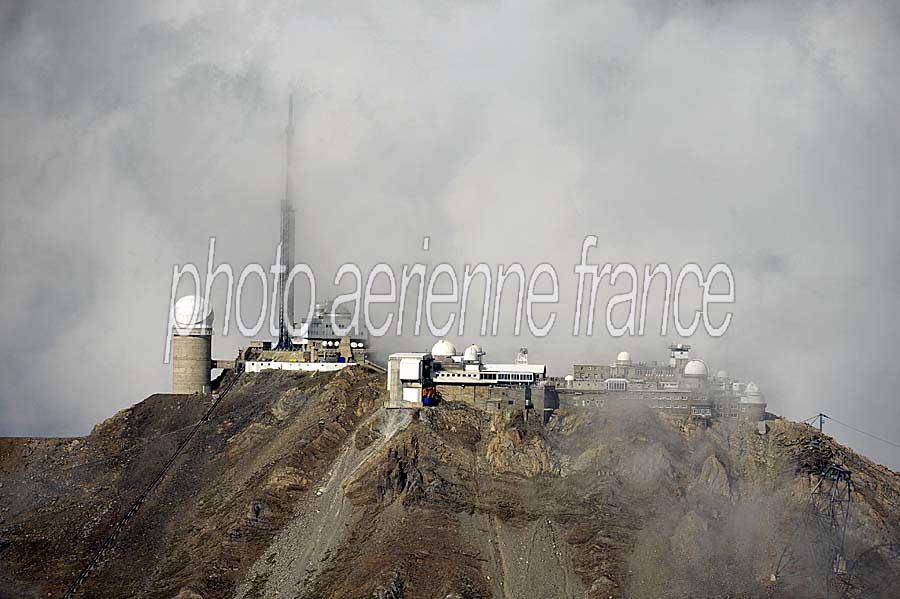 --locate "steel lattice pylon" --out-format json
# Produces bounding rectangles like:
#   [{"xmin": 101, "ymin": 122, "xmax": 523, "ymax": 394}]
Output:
[{"xmin": 773, "ymin": 463, "xmax": 853, "ymax": 598}]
